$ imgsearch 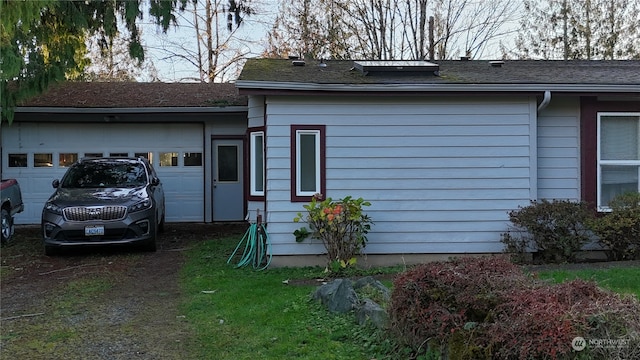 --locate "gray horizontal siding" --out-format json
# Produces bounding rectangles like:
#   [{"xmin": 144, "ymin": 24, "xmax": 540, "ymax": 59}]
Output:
[
  {"xmin": 537, "ymin": 97, "xmax": 580, "ymax": 201},
  {"xmin": 247, "ymin": 96, "xmax": 265, "ymax": 128},
  {"xmin": 263, "ymin": 96, "xmax": 536, "ymax": 255}
]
